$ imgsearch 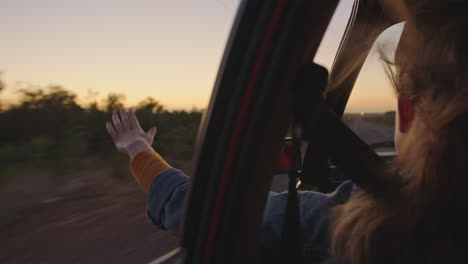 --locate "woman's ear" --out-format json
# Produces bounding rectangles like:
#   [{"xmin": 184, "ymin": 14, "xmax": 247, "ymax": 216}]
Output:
[{"xmin": 397, "ymin": 95, "xmax": 414, "ymax": 133}]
